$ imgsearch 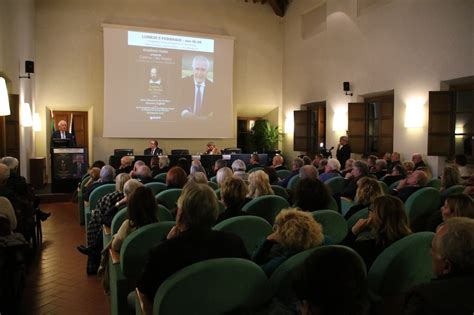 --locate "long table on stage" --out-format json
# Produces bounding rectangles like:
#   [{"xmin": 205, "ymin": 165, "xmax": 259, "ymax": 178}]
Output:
[{"xmin": 109, "ymin": 153, "xmax": 269, "ymax": 177}]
